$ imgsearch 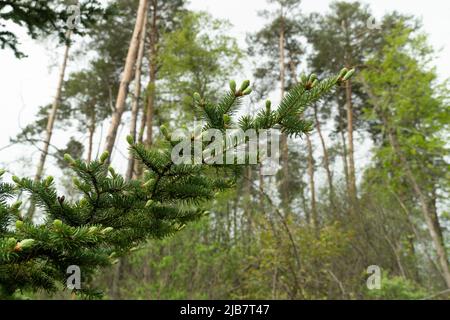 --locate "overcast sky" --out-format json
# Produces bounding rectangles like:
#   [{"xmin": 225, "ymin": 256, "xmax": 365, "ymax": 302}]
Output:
[{"xmin": 0, "ymin": 0, "xmax": 449, "ymax": 179}]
